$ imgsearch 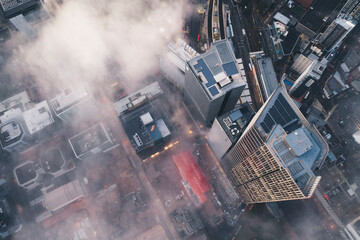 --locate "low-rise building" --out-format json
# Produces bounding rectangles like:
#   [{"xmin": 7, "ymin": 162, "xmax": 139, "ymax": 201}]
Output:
[
  {"xmin": 14, "ymin": 148, "xmax": 75, "ymax": 189},
  {"xmin": 69, "ymin": 123, "xmax": 115, "ymax": 160},
  {"xmin": 0, "ymin": 100, "xmax": 54, "ymax": 152},
  {"xmin": 115, "ymin": 82, "xmax": 173, "ymax": 159},
  {"xmin": 31, "ymin": 180, "xmax": 87, "ymax": 223},
  {"xmin": 49, "ymin": 84, "xmax": 98, "ymax": 122}
]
